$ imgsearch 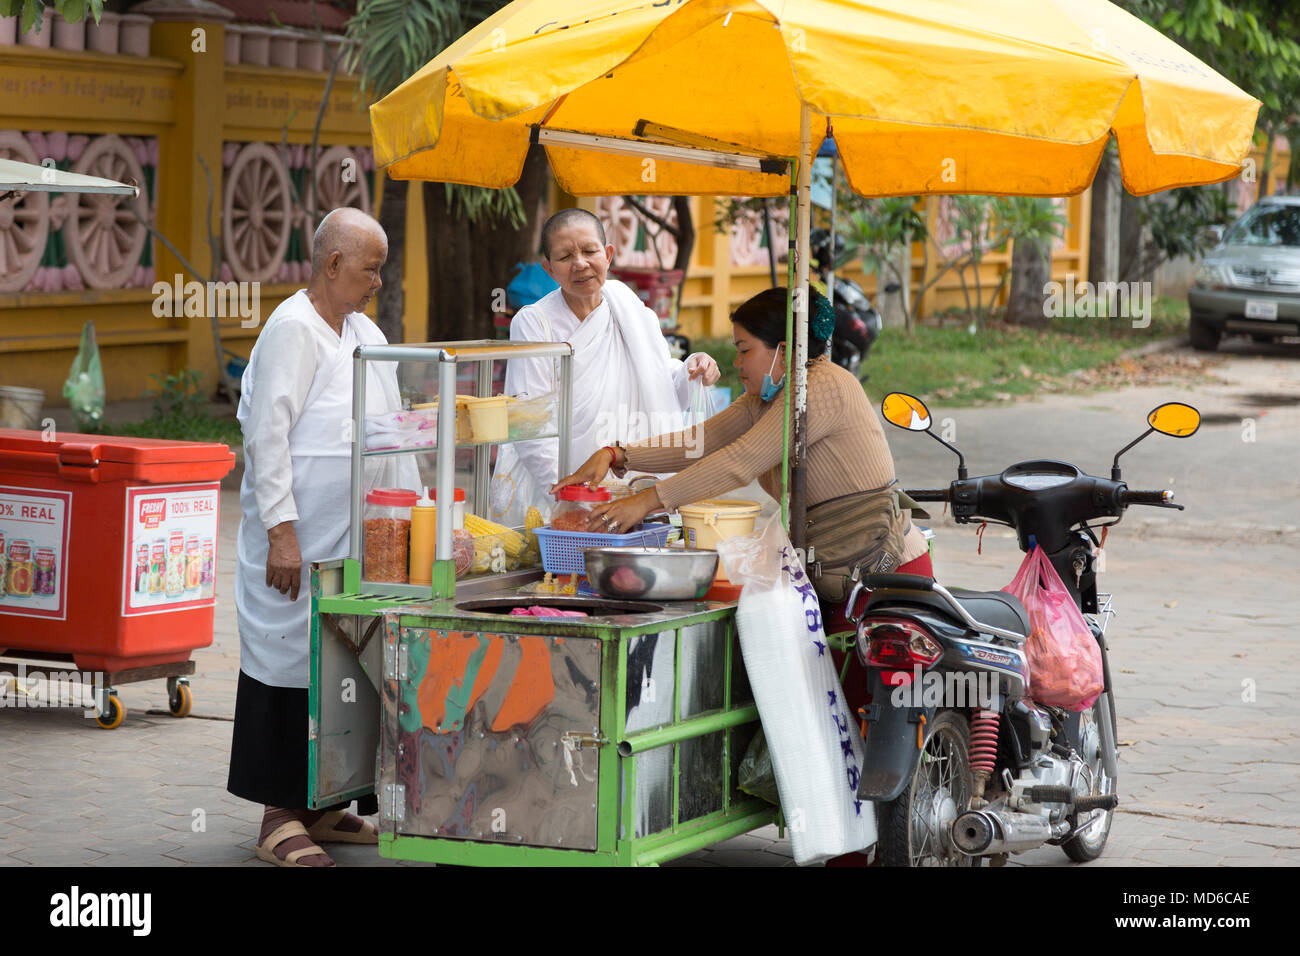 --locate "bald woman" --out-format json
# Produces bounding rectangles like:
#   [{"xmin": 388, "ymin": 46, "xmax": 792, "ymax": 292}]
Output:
[{"xmin": 229, "ymin": 208, "xmax": 415, "ymax": 866}]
